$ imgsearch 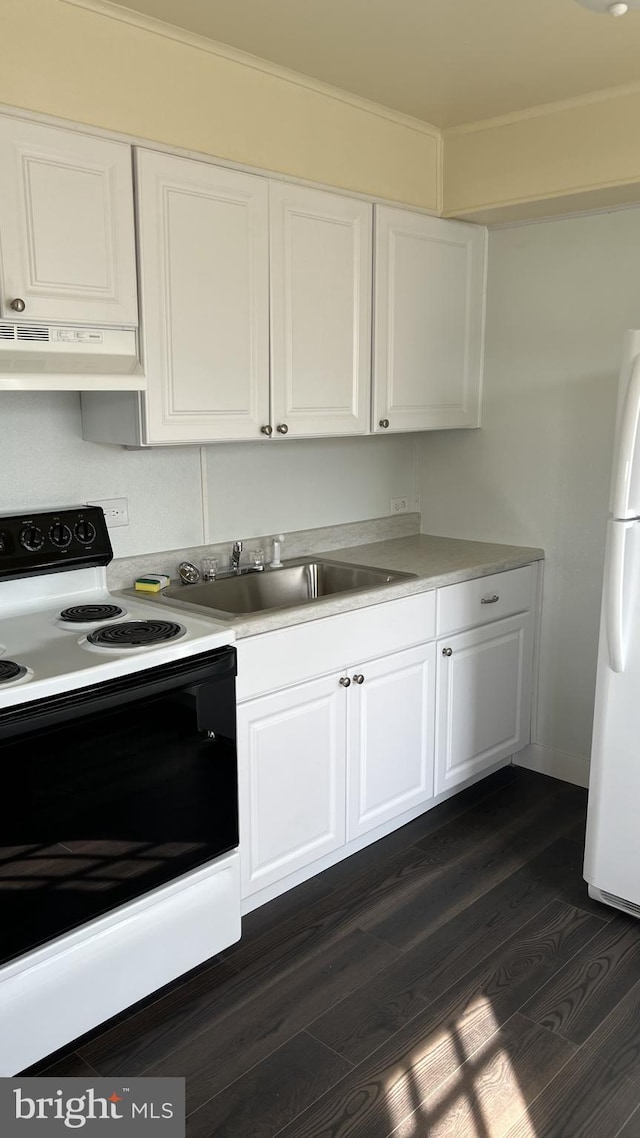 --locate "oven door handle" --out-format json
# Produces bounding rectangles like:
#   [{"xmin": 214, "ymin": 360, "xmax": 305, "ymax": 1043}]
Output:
[{"xmin": 0, "ymin": 646, "xmax": 236, "ymax": 741}]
